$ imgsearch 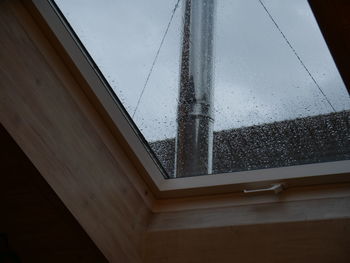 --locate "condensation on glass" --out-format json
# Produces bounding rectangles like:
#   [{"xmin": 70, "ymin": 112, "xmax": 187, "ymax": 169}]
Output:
[{"xmin": 54, "ymin": 0, "xmax": 350, "ymax": 178}]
